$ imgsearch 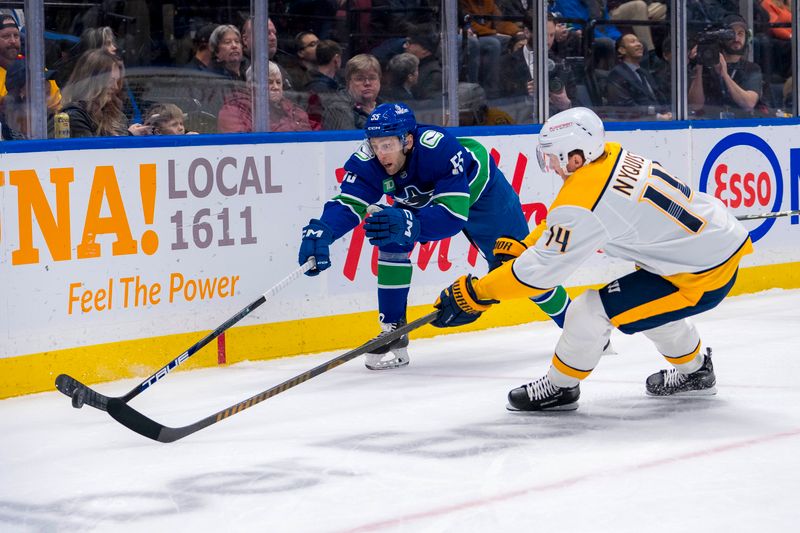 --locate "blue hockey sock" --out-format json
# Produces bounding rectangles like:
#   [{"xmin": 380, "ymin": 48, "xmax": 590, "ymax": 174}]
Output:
[{"xmin": 377, "ymin": 252, "xmax": 412, "ymax": 324}]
